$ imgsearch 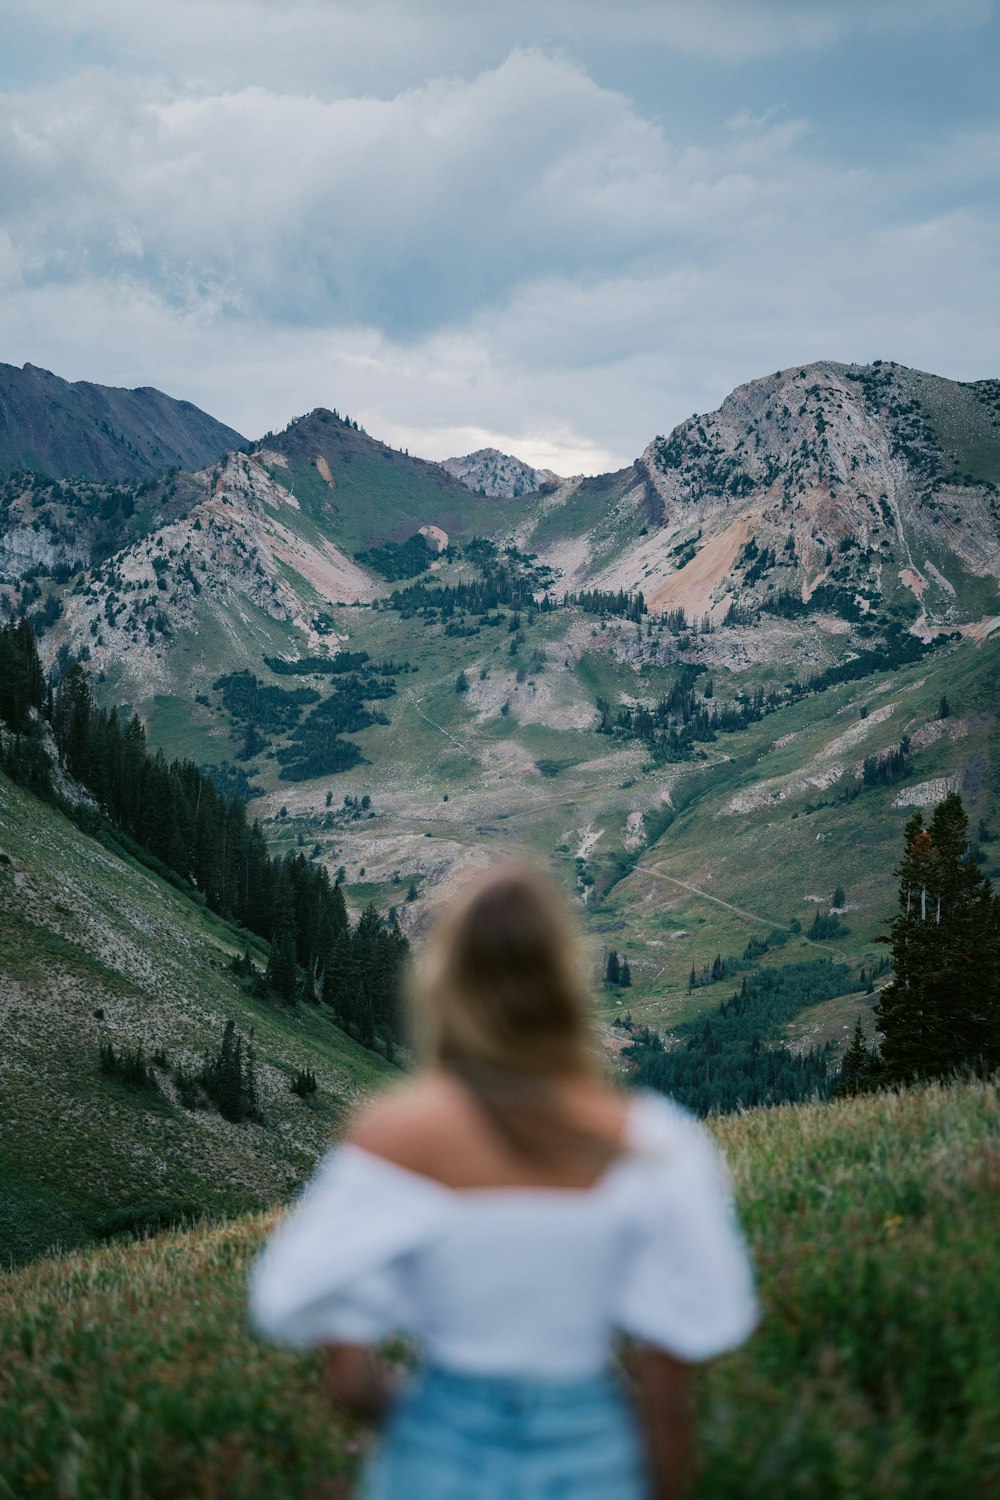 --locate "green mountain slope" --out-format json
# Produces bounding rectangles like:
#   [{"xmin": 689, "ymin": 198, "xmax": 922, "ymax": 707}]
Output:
[
  {"xmin": 260, "ymin": 408, "xmax": 538, "ymax": 553},
  {"xmin": 0, "ymin": 768, "xmax": 390, "ymax": 1268}
]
